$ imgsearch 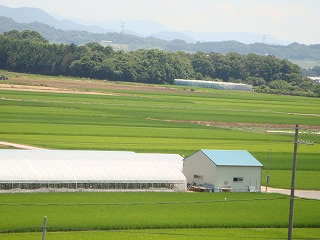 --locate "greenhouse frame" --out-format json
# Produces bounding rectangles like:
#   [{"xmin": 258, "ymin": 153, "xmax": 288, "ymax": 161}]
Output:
[{"xmin": 0, "ymin": 150, "xmax": 187, "ymax": 192}]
